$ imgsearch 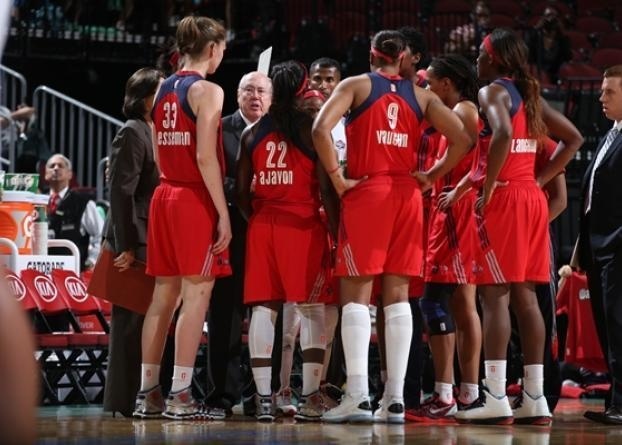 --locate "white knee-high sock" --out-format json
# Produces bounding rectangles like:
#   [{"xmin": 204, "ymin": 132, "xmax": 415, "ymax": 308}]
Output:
[
  {"xmin": 341, "ymin": 302, "xmax": 371, "ymax": 396},
  {"xmin": 279, "ymin": 302, "xmax": 301, "ymax": 391},
  {"xmin": 249, "ymin": 305, "xmax": 277, "ymax": 396},
  {"xmin": 299, "ymin": 303, "xmax": 326, "ymax": 395},
  {"xmin": 321, "ymin": 304, "xmax": 339, "ymax": 381},
  {"xmin": 384, "ymin": 302, "xmax": 412, "ymax": 399}
]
